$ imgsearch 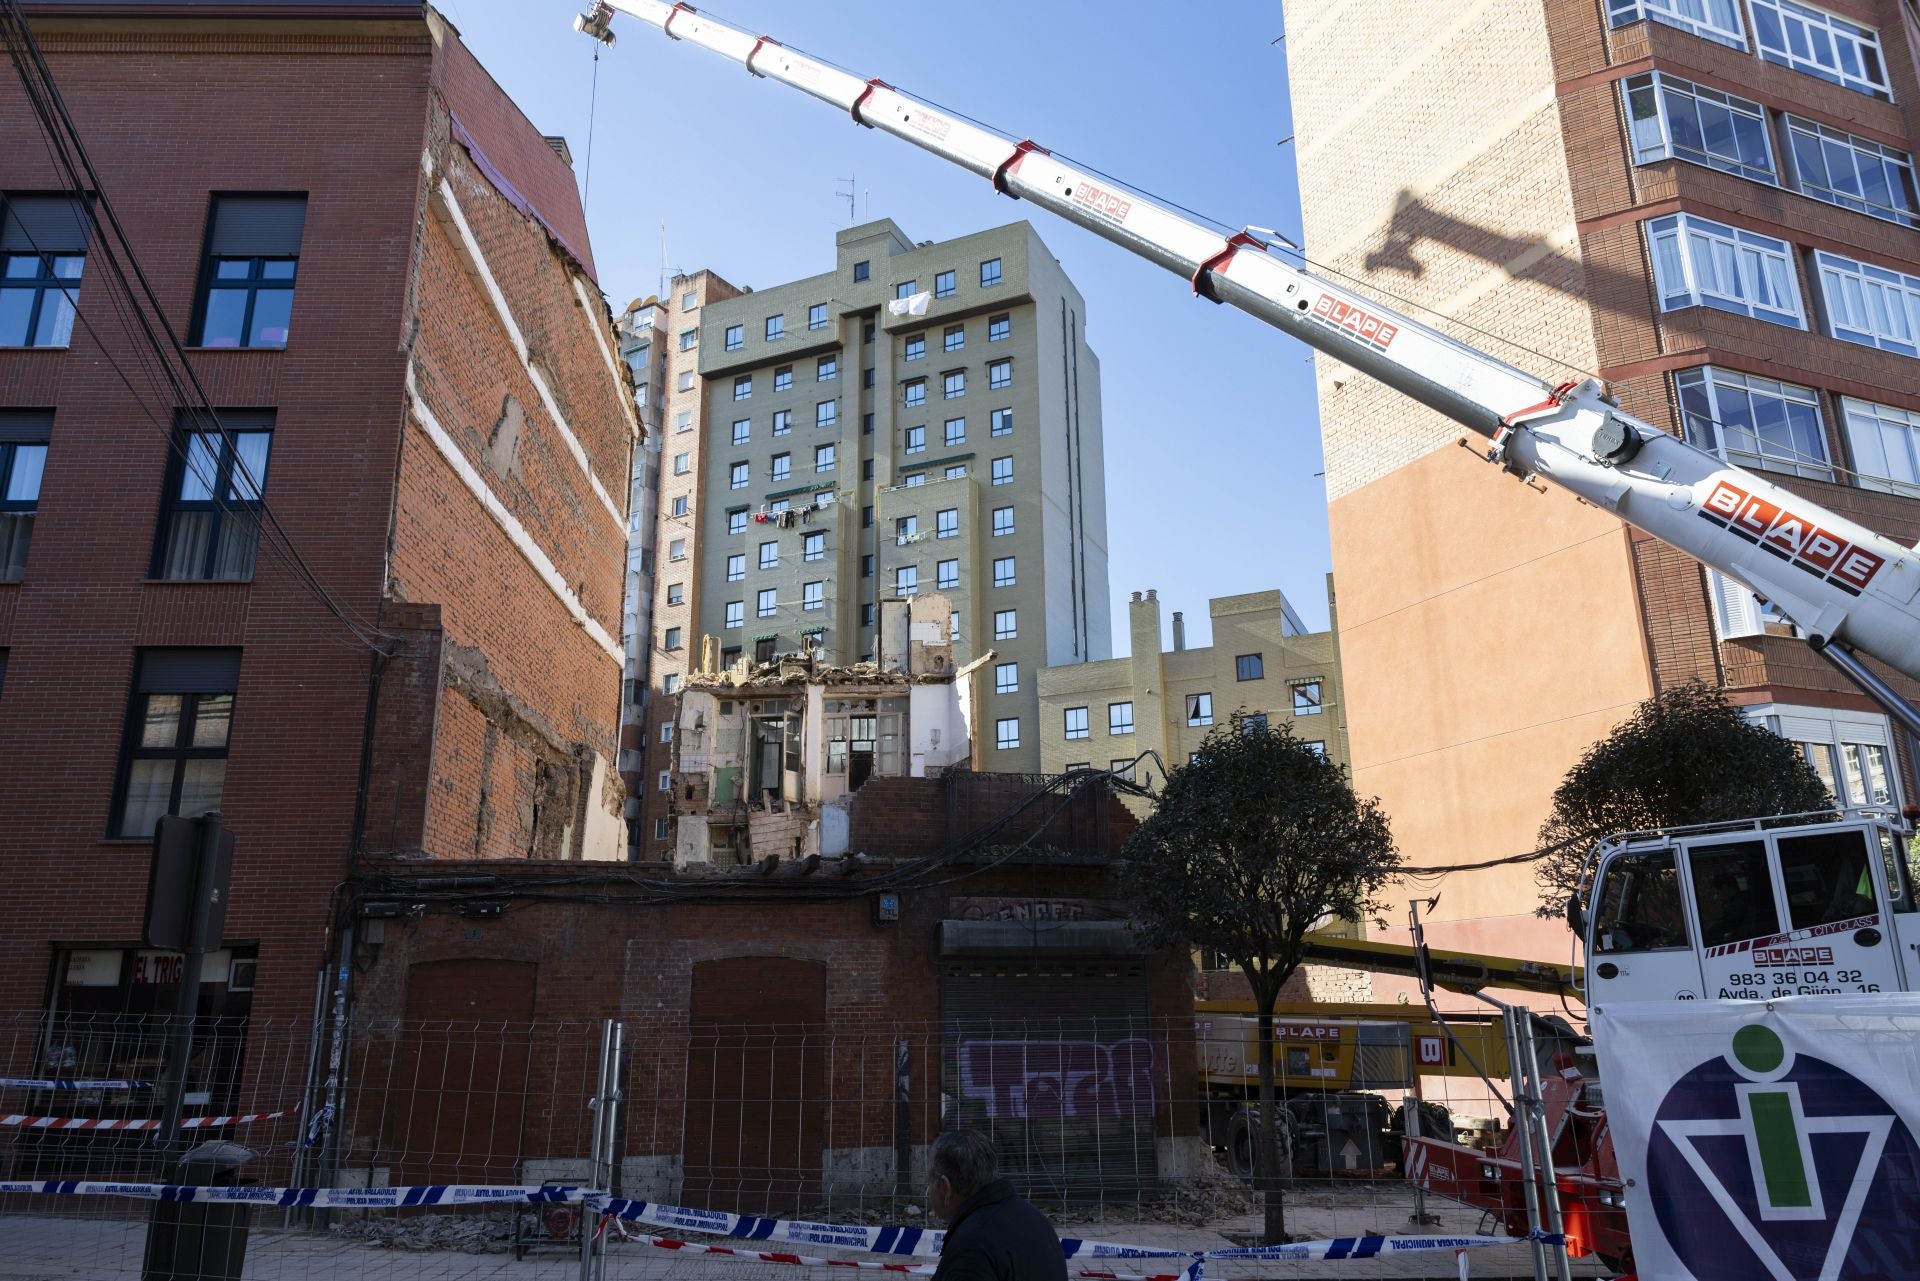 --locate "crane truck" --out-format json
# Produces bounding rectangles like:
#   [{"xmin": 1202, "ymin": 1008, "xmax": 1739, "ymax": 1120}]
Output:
[{"xmin": 572, "ymin": 3, "xmax": 1920, "ymax": 1270}]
